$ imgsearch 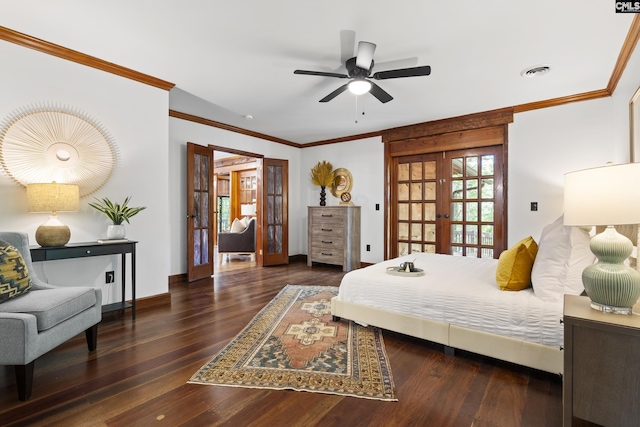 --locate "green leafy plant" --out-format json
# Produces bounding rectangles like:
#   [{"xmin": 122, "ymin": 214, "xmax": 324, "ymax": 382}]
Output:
[
  {"xmin": 310, "ymin": 161, "xmax": 335, "ymax": 187},
  {"xmin": 88, "ymin": 196, "xmax": 146, "ymax": 225}
]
